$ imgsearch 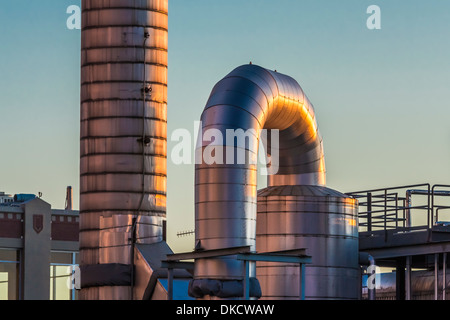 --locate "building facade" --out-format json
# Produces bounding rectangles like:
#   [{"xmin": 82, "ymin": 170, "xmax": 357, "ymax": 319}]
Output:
[
  {"xmin": 0, "ymin": 192, "xmax": 13, "ymax": 205},
  {"xmin": 0, "ymin": 194, "xmax": 79, "ymax": 300}
]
